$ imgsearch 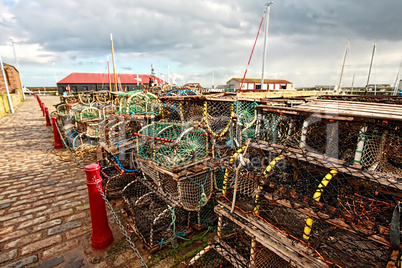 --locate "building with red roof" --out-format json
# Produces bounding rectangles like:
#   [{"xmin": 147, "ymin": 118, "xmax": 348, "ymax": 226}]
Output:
[
  {"xmin": 57, "ymin": 72, "xmax": 166, "ymax": 95},
  {"xmin": 227, "ymin": 78, "xmax": 293, "ymax": 91}
]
